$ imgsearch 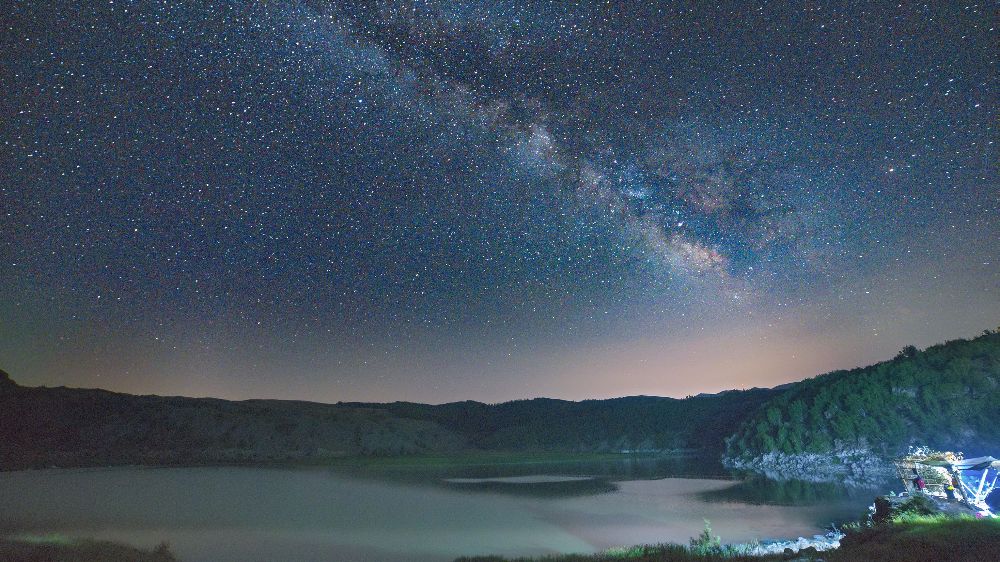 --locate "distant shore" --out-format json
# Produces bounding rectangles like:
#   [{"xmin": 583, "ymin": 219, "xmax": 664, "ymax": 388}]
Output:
[{"xmin": 1, "ymin": 449, "xmax": 702, "ymax": 474}]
